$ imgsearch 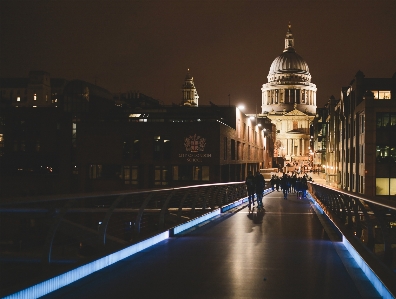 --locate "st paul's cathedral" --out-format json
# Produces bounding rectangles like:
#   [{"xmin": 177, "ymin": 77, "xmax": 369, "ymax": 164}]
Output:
[{"xmin": 257, "ymin": 23, "xmax": 317, "ymax": 164}]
